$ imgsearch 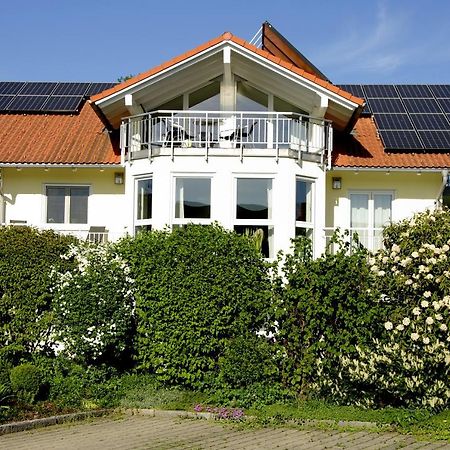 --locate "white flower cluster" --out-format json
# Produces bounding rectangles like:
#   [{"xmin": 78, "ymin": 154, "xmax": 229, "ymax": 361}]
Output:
[
  {"xmin": 337, "ymin": 209, "xmax": 450, "ymax": 408},
  {"xmin": 51, "ymin": 242, "xmax": 136, "ymax": 361}
]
